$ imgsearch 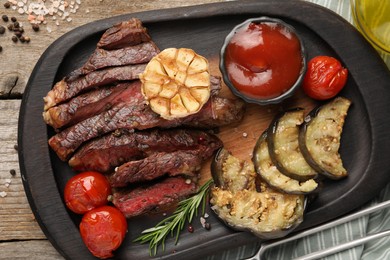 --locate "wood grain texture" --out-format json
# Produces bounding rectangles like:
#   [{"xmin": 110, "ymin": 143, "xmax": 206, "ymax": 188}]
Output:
[
  {"xmin": 0, "ymin": 100, "xmax": 47, "ymax": 241},
  {"xmin": 0, "ymin": 0, "xmax": 226, "ymax": 98},
  {"xmin": 0, "ymin": 240, "xmax": 62, "ymax": 259}
]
